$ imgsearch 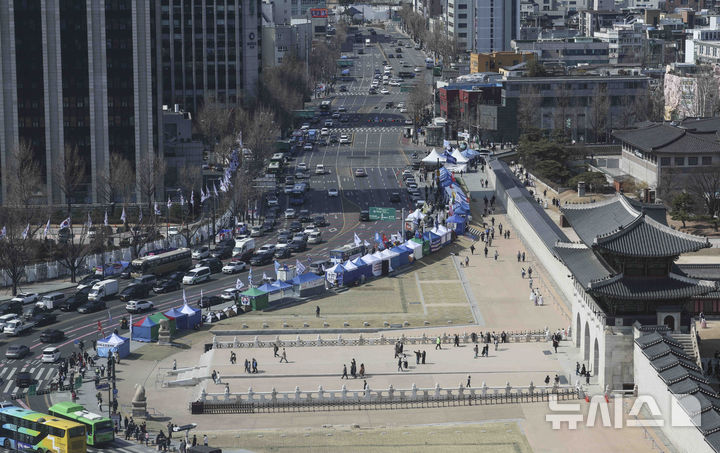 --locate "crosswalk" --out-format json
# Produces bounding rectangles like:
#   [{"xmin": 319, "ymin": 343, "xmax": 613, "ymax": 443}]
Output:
[
  {"xmin": 0, "ymin": 359, "xmax": 58, "ymax": 397},
  {"xmin": 88, "ymin": 442, "xmax": 156, "ymax": 452},
  {"xmin": 333, "ymin": 126, "xmax": 404, "ymax": 133}
]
